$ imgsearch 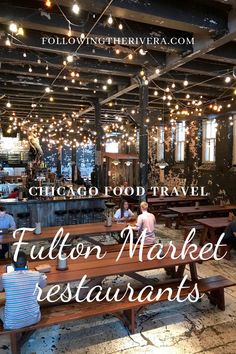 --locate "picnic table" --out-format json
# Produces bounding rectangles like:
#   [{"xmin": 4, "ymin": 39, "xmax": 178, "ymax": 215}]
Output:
[
  {"xmin": 0, "ymin": 222, "xmax": 132, "ymax": 247},
  {"xmin": 148, "ymin": 196, "xmax": 208, "ymax": 205},
  {"xmin": 0, "ymin": 243, "xmax": 234, "ymax": 353},
  {"xmin": 194, "ymin": 217, "xmax": 229, "ymax": 245},
  {"xmin": 168, "ymin": 205, "xmax": 236, "ymax": 229}
]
